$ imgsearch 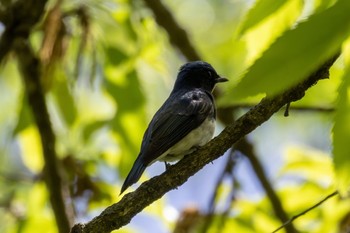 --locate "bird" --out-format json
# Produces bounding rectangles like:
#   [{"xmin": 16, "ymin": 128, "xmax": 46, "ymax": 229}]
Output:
[{"xmin": 120, "ymin": 61, "xmax": 228, "ymax": 194}]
